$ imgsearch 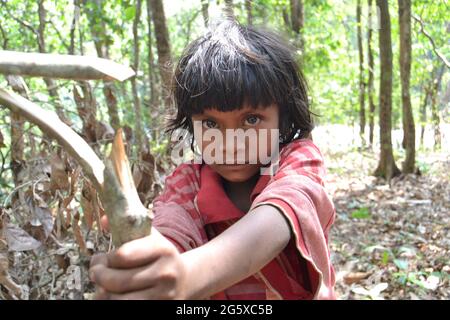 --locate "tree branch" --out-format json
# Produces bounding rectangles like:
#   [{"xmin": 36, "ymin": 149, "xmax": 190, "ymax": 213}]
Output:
[
  {"xmin": 0, "ymin": 0, "xmax": 39, "ymax": 38},
  {"xmin": 0, "ymin": 89, "xmax": 152, "ymax": 247},
  {"xmin": 412, "ymin": 14, "xmax": 450, "ymax": 68},
  {"xmin": 0, "ymin": 50, "xmax": 135, "ymax": 81}
]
